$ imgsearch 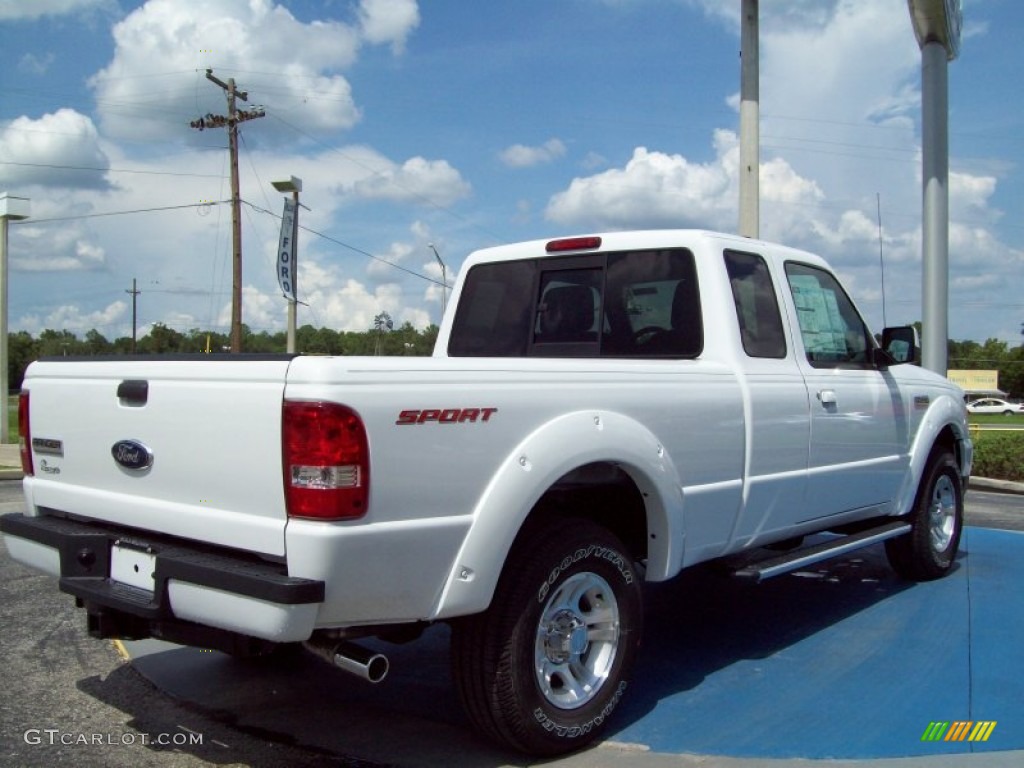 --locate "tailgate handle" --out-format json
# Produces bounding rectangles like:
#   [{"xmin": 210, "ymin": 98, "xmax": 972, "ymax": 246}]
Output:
[{"xmin": 117, "ymin": 380, "xmax": 149, "ymax": 407}]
